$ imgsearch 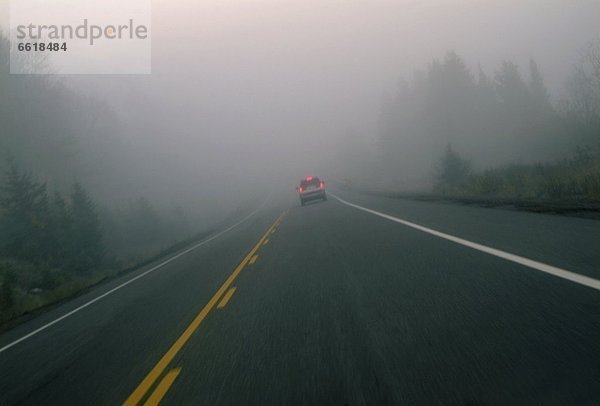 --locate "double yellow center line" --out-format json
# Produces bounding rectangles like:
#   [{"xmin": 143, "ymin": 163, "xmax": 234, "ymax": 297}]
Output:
[{"xmin": 124, "ymin": 211, "xmax": 286, "ymax": 406}]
